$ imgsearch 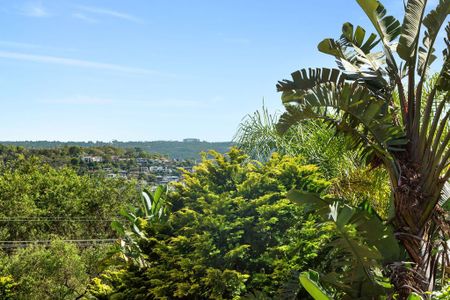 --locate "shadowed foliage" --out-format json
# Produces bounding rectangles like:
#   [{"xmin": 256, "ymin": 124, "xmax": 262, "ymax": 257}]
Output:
[{"xmin": 276, "ymin": 0, "xmax": 449, "ymax": 297}]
